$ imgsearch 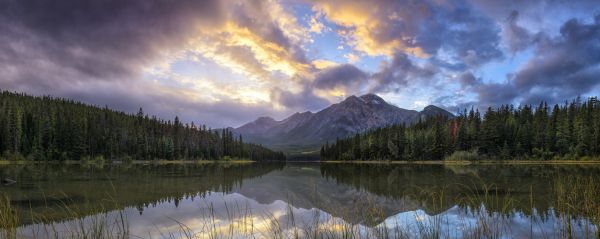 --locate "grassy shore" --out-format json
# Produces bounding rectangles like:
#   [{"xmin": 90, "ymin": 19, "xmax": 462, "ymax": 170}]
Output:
[
  {"xmin": 4, "ymin": 159, "xmax": 600, "ymax": 166},
  {"xmin": 319, "ymin": 159, "xmax": 600, "ymax": 165},
  {"xmin": 0, "ymin": 159, "xmax": 256, "ymax": 165}
]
